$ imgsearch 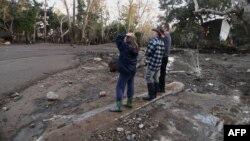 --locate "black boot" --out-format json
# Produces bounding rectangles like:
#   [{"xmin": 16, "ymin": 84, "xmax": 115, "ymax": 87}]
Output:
[
  {"xmin": 143, "ymin": 83, "xmax": 155, "ymax": 101},
  {"xmin": 154, "ymin": 82, "xmax": 158, "ymax": 98},
  {"xmin": 157, "ymin": 82, "xmax": 165, "ymax": 92}
]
